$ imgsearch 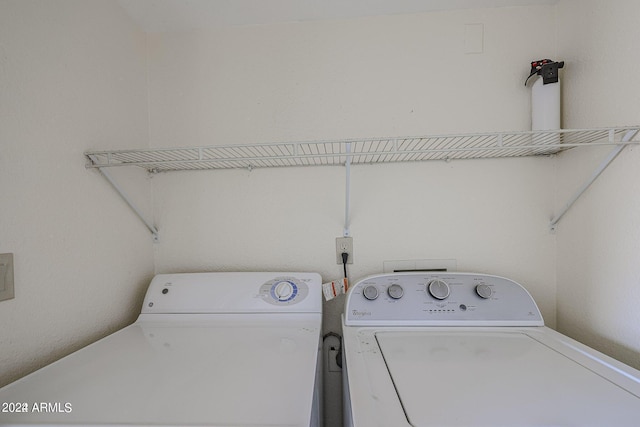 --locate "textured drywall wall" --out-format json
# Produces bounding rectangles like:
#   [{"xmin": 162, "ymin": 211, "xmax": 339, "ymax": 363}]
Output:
[
  {"xmin": 146, "ymin": 6, "xmax": 558, "ymax": 426},
  {"xmin": 555, "ymin": 0, "xmax": 640, "ymax": 370},
  {"xmin": 148, "ymin": 4, "xmax": 558, "ymax": 283},
  {"xmin": 0, "ymin": 0, "xmax": 154, "ymax": 387},
  {"xmin": 148, "ymin": 4, "xmax": 557, "ymax": 313},
  {"xmin": 146, "ymin": 6, "xmax": 557, "ymax": 145}
]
